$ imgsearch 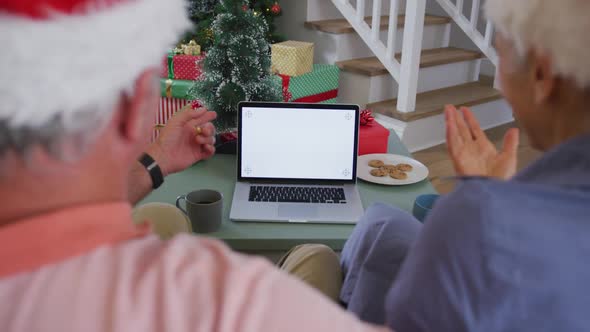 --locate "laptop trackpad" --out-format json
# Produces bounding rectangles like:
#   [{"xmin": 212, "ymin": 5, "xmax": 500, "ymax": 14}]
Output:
[{"xmin": 278, "ymin": 204, "xmax": 319, "ymax": 219}]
